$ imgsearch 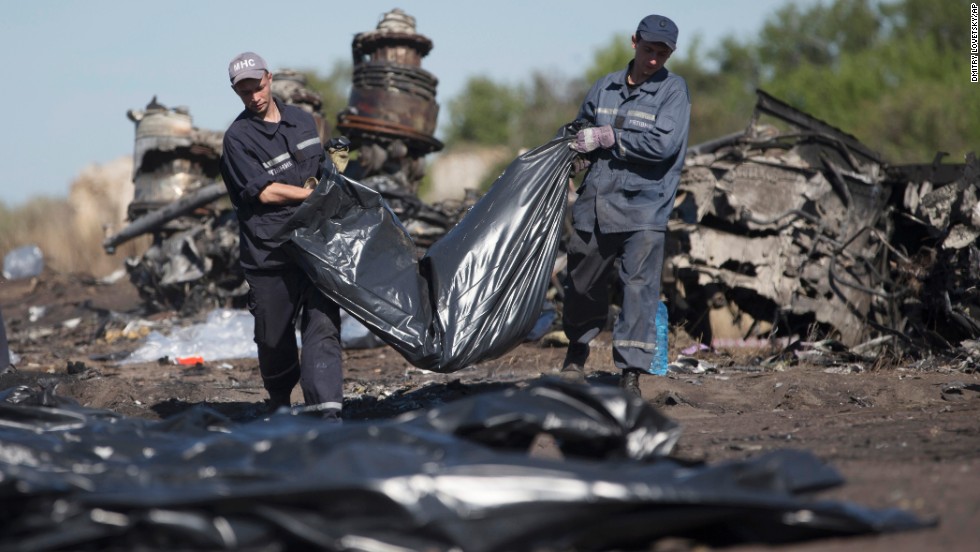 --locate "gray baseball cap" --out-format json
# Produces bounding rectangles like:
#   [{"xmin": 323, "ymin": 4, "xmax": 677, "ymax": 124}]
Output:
[
  {"xmin": 228, "ymin": 51, "xmax": 268, "ymax": 85},
  {"xmin": 636, "ymin": 15, "xmax": 678, "ymax": 51}
]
